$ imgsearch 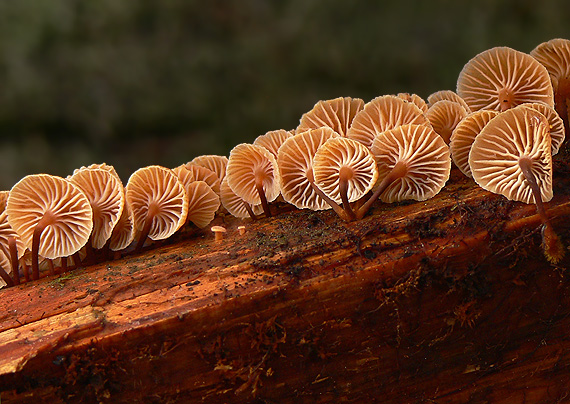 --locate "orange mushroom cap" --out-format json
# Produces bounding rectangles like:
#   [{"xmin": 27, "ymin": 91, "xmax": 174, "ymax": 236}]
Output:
[
  {"xmin": 220, "ymin": 177, "xmax": 263, "ymax": 219},
  {"xmin": 530, "ymin": 38, "xmax": 570, "ymax": 93},
  {"xmin": 518, "ymin": 102, "xmax": 565, "ymax": 155},
  {"xmin": 253, "ymin": 129, "xmax": 294, "ymax": 157},
  {"xmin": 0, "ymin": 211, "xmax": 25, "ymax": 287},
  {"xmin": 186, "ymin": 181, "xmax": 220, "ymax": 228},
  {"xmin": 109, "ymin": 198, "xmax": 136, "ymax": 251},
  {"xmin": 182, "ymin": 163, "xmax": 221, "ymax": 195},
  {"xmin": 190, "ymin": 155, "xmax": 228, "ymax": 182},
  {"xmin": 297, "ymin": 96, "xmax": 364, "ymax": 137},
  {"xmin": 397, "ymin": 93, "xmax": 429, "ymax": 113},
  {"xmin": 427, "ymin": 90, "xmax": 471, "ymax": 113},
  {"xmin": 426, "ymin": 100, "xmax": 469, "ymax": 144}
]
